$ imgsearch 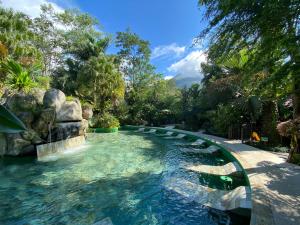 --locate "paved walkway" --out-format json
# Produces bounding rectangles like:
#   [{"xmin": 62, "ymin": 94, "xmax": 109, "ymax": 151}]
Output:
[{"xmin": 196, "ymin": 132, "xmax": 300, "ymax": 225}]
